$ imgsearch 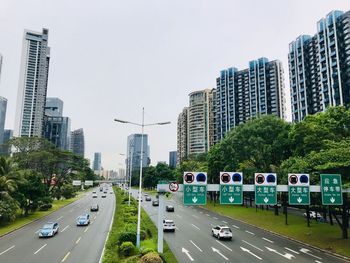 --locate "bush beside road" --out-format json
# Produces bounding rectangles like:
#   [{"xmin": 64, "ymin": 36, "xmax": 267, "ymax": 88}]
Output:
[{"xmin": 204, "ymin": 202, "xmax": 350, "ymax": 258}]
